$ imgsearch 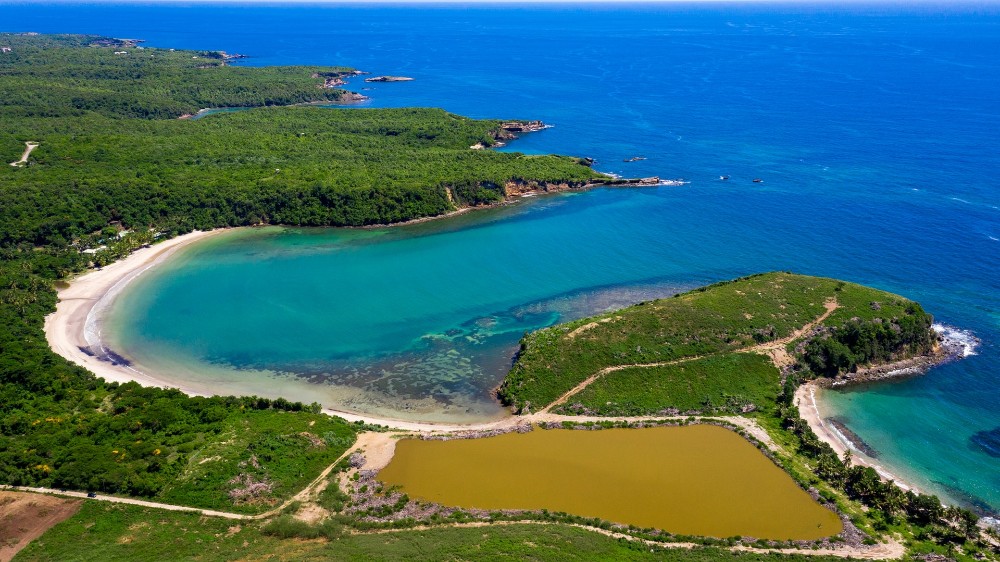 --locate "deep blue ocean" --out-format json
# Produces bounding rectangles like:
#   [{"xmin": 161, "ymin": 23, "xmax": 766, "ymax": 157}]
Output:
[{"xmin": 5, "ymin": 2, "xmax": 999, "ymax": 513}]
